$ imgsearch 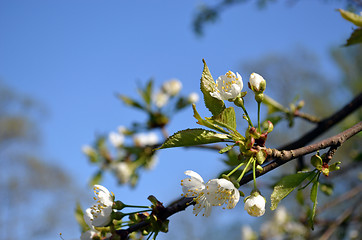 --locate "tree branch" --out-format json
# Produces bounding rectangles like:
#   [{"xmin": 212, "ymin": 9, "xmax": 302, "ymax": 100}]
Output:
[
  {"xmin": 280, "ymin": 92, "xmax": 362, "ymax": 151},
  {"xmin": 112, "ymin": 93, "xmax": 362, "ymax": 239}
]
